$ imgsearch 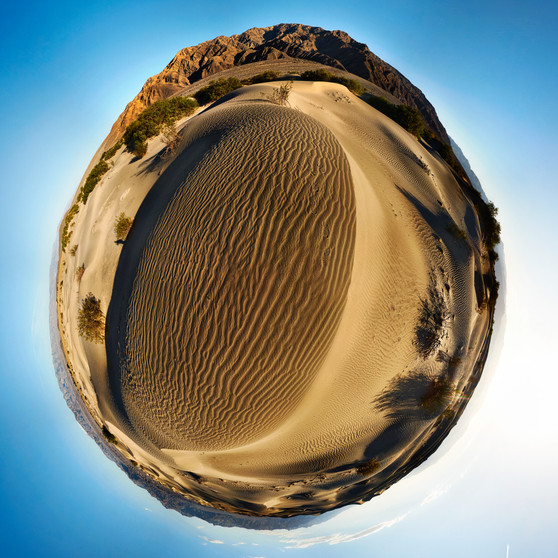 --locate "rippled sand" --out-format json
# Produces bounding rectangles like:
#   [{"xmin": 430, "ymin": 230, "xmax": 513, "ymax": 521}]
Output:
[
  {"xmin": 108, "ymin": 103, "xmax": 356, "ymax": 451},
  {"xmin": 58, "ymin": 81, "xmax": 496, "ymax": 516}
]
